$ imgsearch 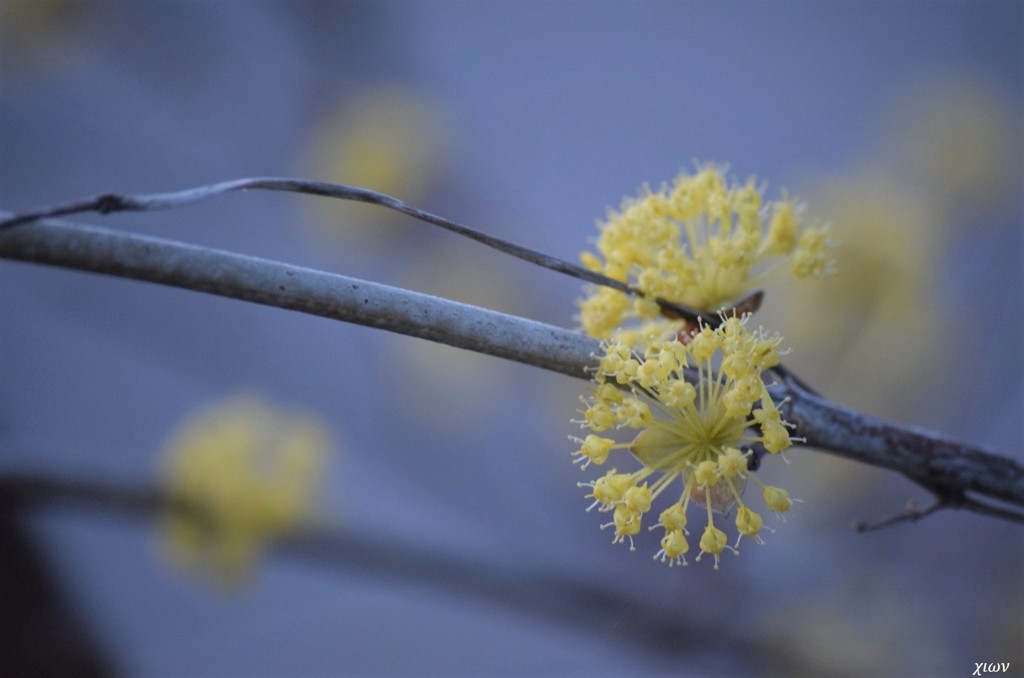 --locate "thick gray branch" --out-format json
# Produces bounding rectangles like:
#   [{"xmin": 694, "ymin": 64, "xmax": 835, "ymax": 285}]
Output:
[
  {"xmin": 1, "ymin": 215, "xmax": 1022, "ymax": 522},
  {"xmin": 0, "ymin": 216, "xmax": 596, "ymax": 379}
]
